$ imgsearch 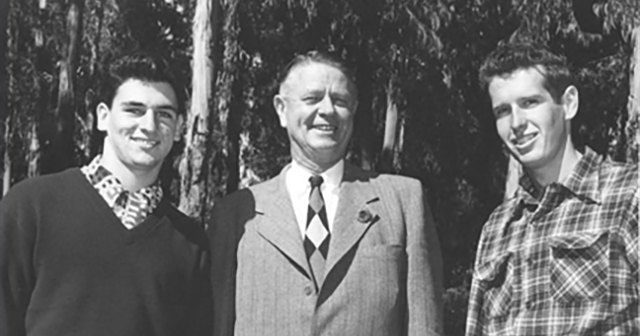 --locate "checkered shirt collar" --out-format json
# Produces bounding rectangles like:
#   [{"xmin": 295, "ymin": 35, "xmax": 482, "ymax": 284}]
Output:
[
  {"xmin": 81, "ymin": 156, "xmax": 163, "ymax": 215},
  {"xmin": 515, "ymin": 146, "xmax": 602, "ymax": 207}
]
